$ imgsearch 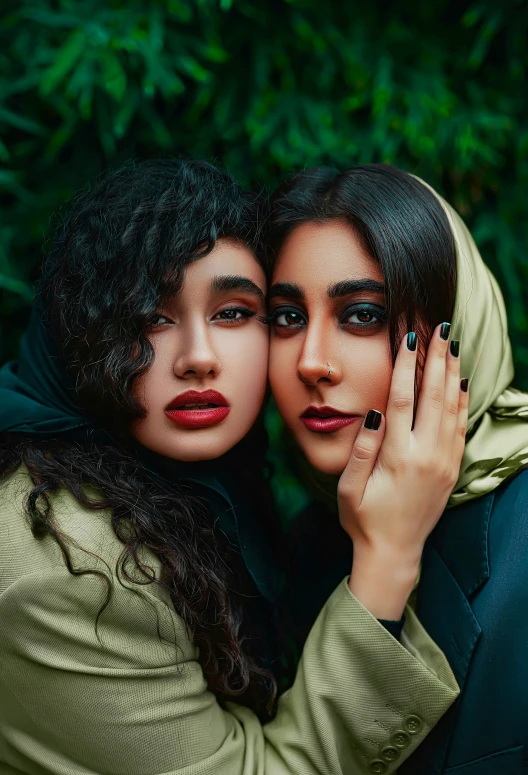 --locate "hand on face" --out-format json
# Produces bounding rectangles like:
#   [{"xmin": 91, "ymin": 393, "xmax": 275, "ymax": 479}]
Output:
[
  {"xmin": 339, "ymin": 323, "xmax": 468, "ymax": 563},
  {"xmin": 131, "ymin": 240, "xmax": 269, "ymax": 462},
  {"xmin": 340, "ymin": 323, "xmax": 468, "ymax": 618}
]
